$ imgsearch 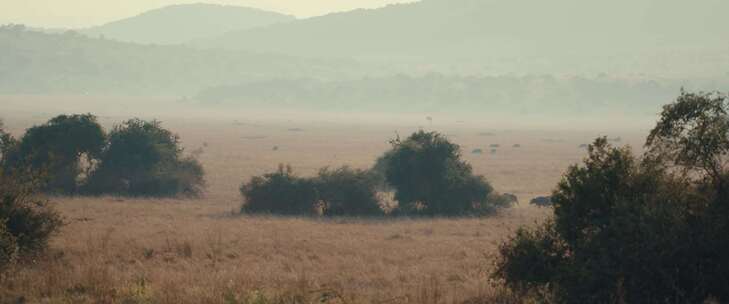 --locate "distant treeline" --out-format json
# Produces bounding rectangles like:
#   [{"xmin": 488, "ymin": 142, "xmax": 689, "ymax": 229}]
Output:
[
  {"xmin": 196, "ymin": 75, "xmax": 729, "ymax": 114},
  {"xmin": 0, "ymin": 25, "xmax": 356, "ymax": 96},
  {"xmin": 2, "ymin": 25, "xmax": 728, "ymax": 115}
]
